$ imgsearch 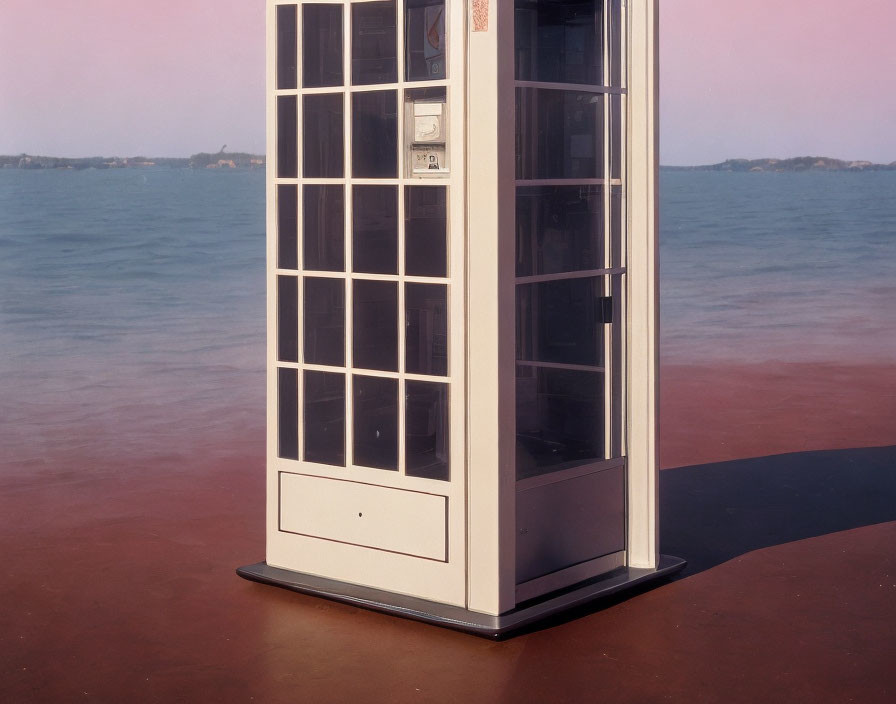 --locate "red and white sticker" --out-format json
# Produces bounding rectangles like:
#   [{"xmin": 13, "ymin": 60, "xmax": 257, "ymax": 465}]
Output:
[{"xmin": 472, "ymin": 0, "xmax": 488, "ymax": 32}]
